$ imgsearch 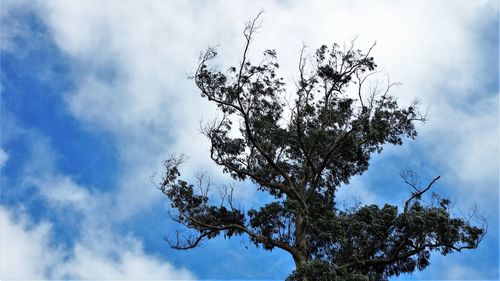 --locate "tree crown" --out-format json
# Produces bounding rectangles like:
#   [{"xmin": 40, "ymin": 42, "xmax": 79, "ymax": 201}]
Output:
[{"xmin": 159, "ymin": 15, "xmax": 485, "ymax": 280}]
